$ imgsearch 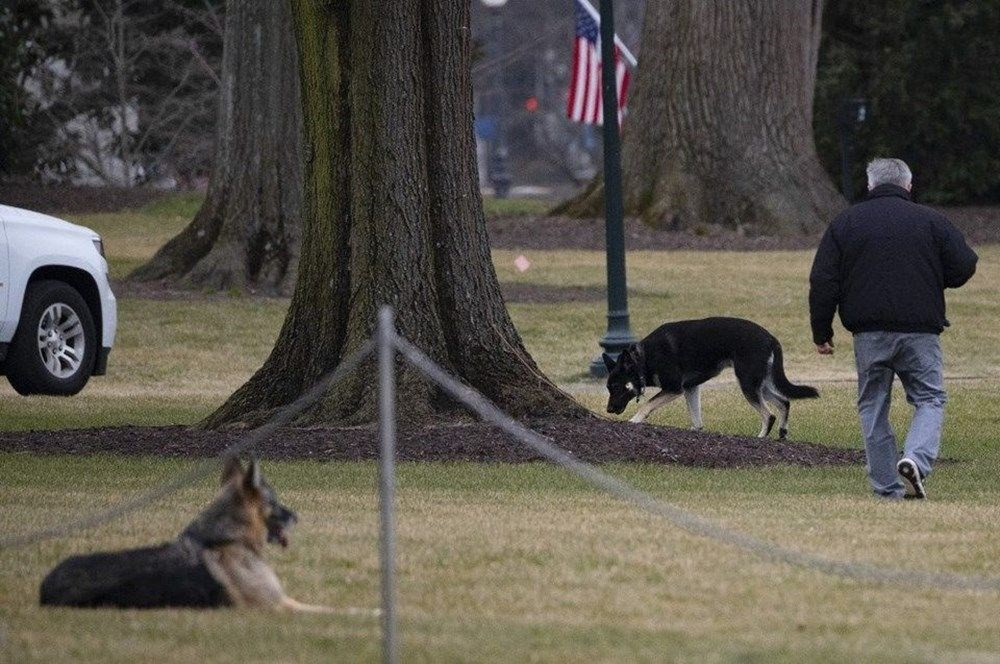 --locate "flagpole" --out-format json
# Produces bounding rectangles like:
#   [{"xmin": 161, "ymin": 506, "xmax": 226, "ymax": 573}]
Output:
[{"xmin": 589, "ymin": 0, "xmax": 636, "ymax": 377}]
